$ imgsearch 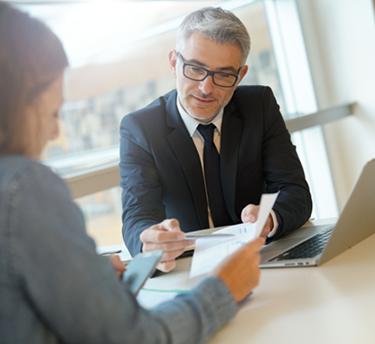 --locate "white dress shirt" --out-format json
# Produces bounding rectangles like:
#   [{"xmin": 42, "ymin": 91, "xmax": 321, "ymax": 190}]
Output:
[{"xmin": 177, "ymin": 97, "xmax": 278, "ymax": 236}]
